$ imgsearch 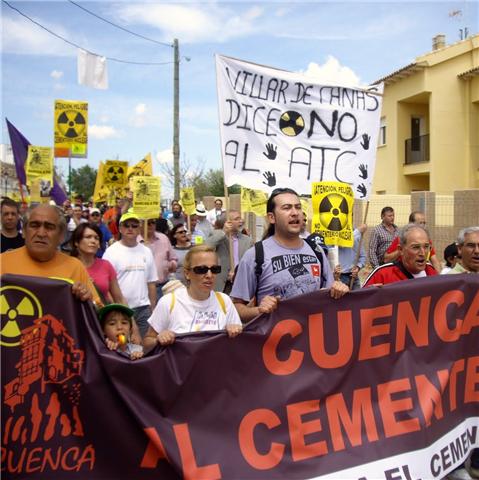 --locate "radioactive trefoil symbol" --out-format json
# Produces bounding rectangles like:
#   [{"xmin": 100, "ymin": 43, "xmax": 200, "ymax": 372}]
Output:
[{"xmin": 0, "ymin": 286, "xmax": 43, "ymax": 347}]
